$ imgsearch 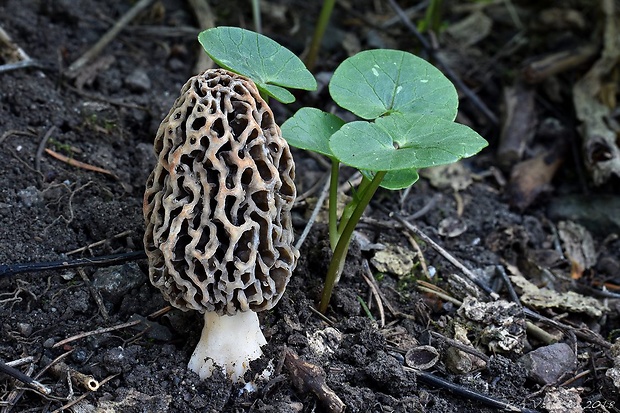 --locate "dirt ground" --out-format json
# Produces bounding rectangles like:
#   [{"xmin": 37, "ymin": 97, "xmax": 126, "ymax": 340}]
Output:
[{"xmin": 1, "ymin": 1, "xmax": 620, "ymax": 412}]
